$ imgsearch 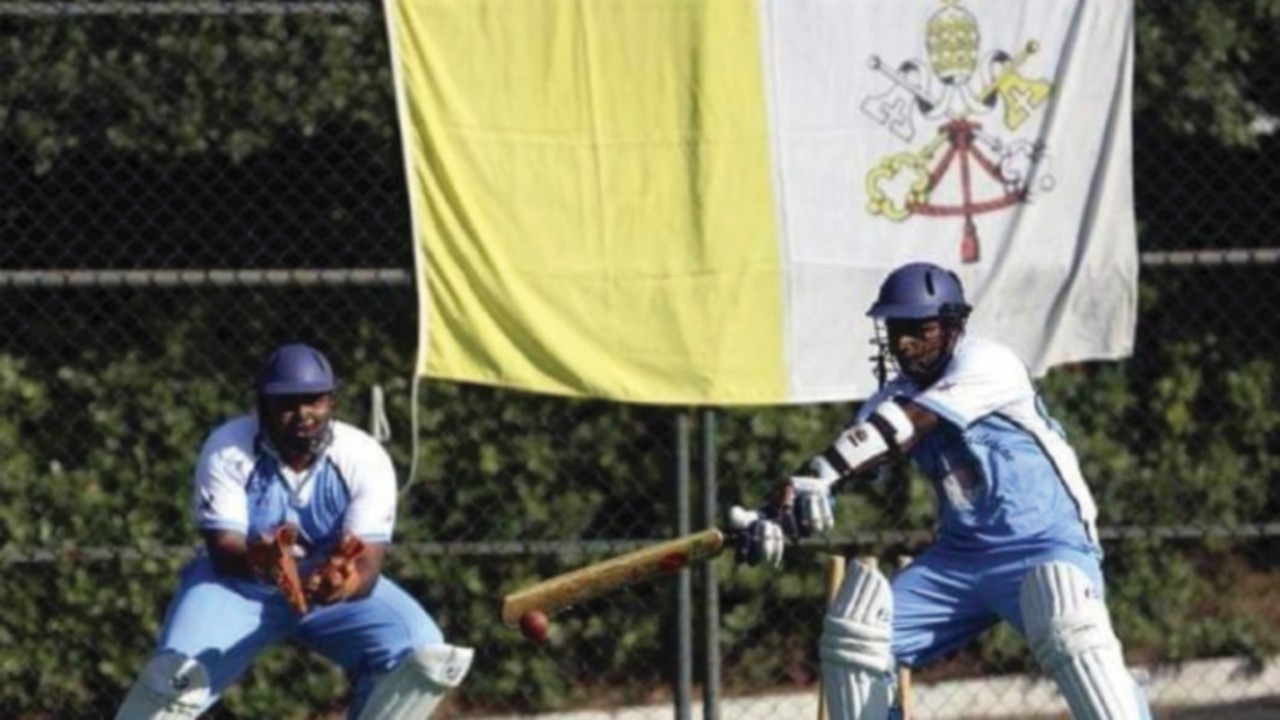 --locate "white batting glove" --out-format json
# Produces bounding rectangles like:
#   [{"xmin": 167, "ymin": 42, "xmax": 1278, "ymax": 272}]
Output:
[
  {"xmin": 789, "ymin": 476, "xmax": 835, "ymax": 536},
  {"xmin": 729, "ymin": 505, "xmax": 786, "ymax": 568}
]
